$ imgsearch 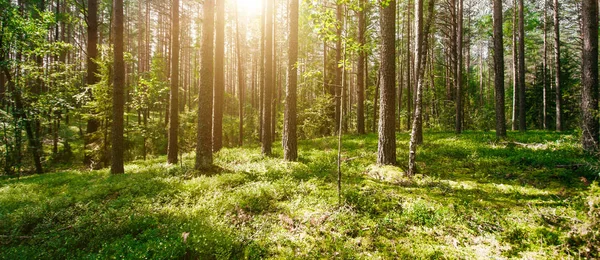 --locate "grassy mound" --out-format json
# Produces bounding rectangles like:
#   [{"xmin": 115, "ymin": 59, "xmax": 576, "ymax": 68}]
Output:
[{"xmin": 0, "ymin": 131, "xmax": 597, "ymax": 259}]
